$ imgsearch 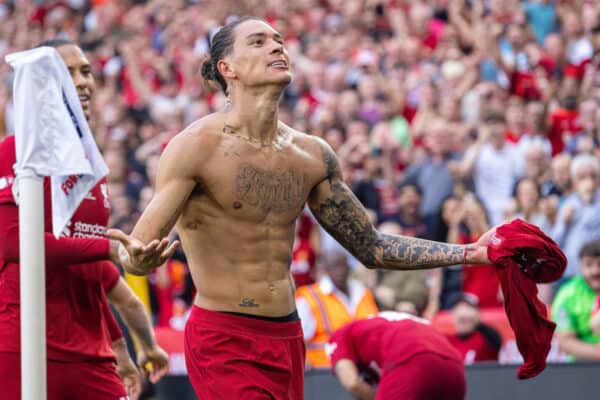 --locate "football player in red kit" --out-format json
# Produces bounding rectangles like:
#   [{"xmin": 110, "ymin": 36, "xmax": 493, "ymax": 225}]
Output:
[
  {"xmin": 0, "ymin": 39, "xmax": 173, "ymax": 400},
  {"xmin": 327, "ymin": 312, "xmax": 466, "ymax": 400}
]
